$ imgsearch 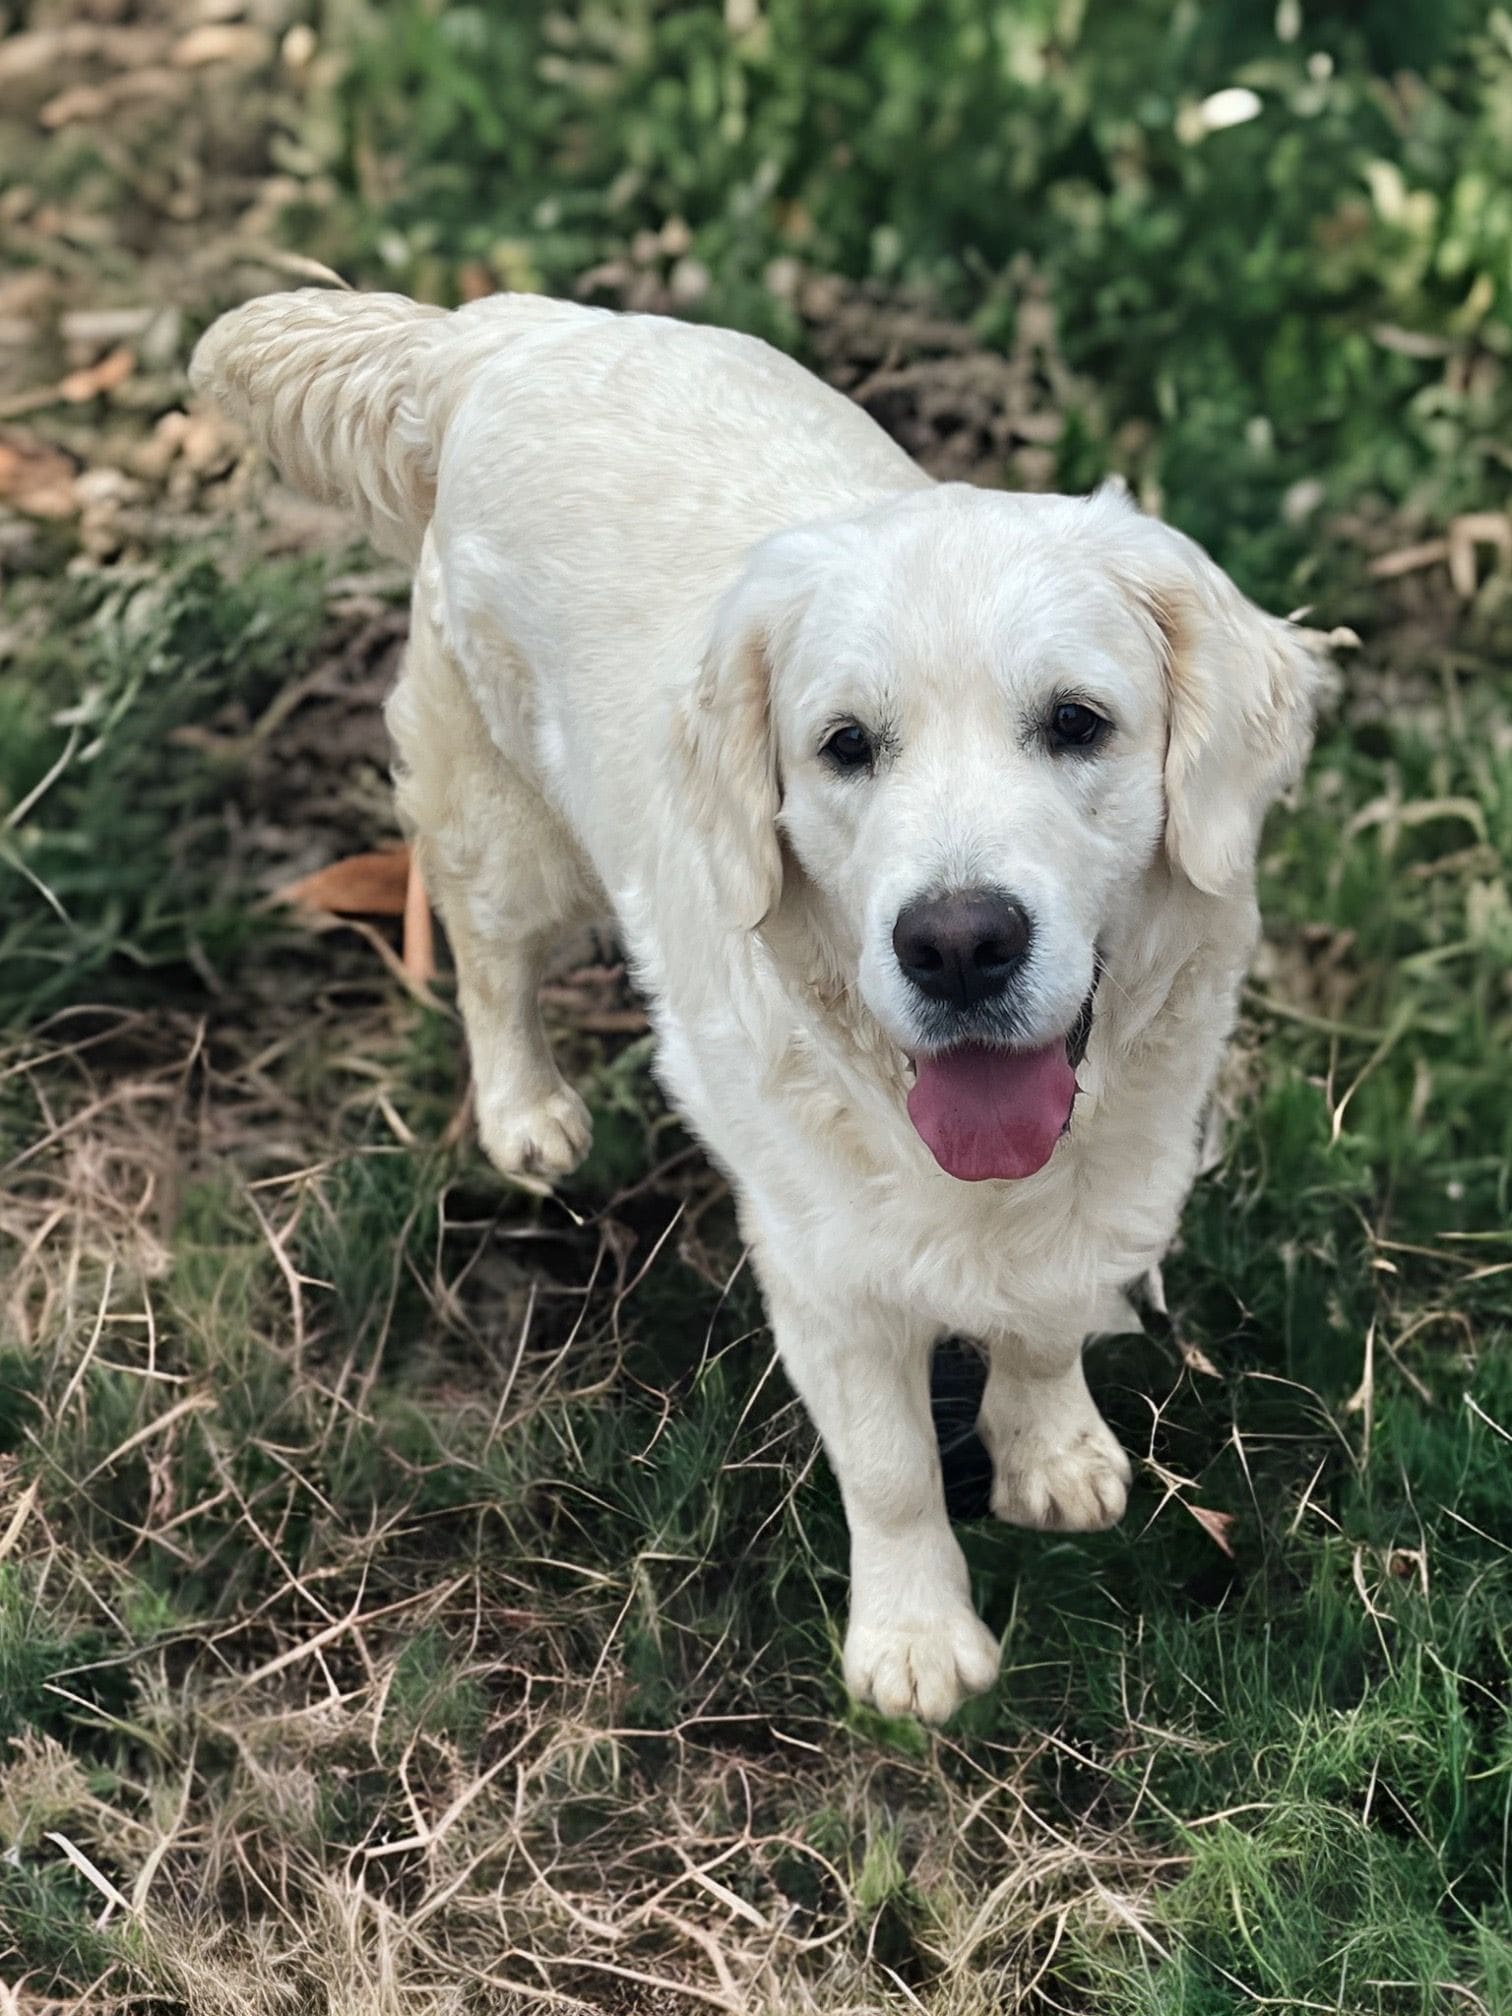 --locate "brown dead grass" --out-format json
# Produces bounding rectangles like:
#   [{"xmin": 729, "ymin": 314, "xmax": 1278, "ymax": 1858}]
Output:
[{"xmin": 0, "ymin": 995, "xmax": 1177, "ymax": 2012}]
